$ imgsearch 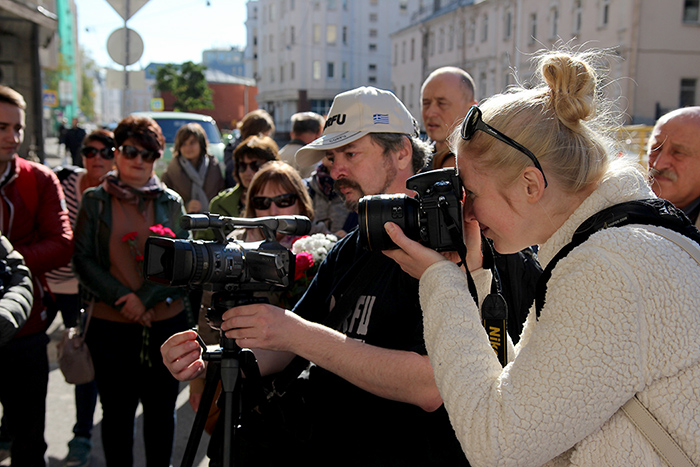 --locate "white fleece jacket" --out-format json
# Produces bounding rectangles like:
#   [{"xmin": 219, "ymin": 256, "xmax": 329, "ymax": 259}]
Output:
[{"xmin": 419, "ymin": 167, "xmax": 700, "ymax": 467}]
